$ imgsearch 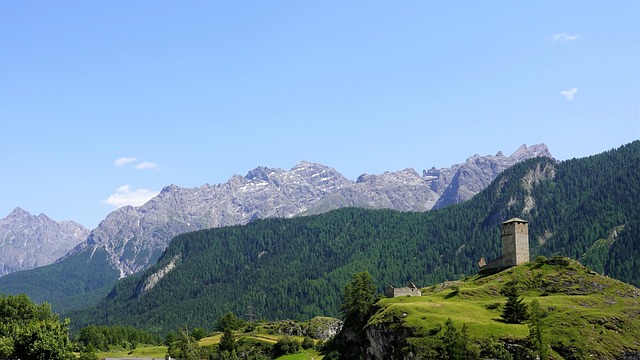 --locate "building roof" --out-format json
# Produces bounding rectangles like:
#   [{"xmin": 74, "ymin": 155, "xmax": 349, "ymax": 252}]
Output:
[{"xmin": 502, "ymin": 217, "xmax": 528, "ymax": 224}]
